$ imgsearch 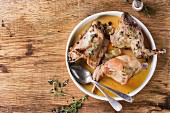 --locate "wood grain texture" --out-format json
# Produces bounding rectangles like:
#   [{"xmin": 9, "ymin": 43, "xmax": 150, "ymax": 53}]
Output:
[{"xmin": 0, "ymin": 0, "xmax": 169, "ymax": 113}]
